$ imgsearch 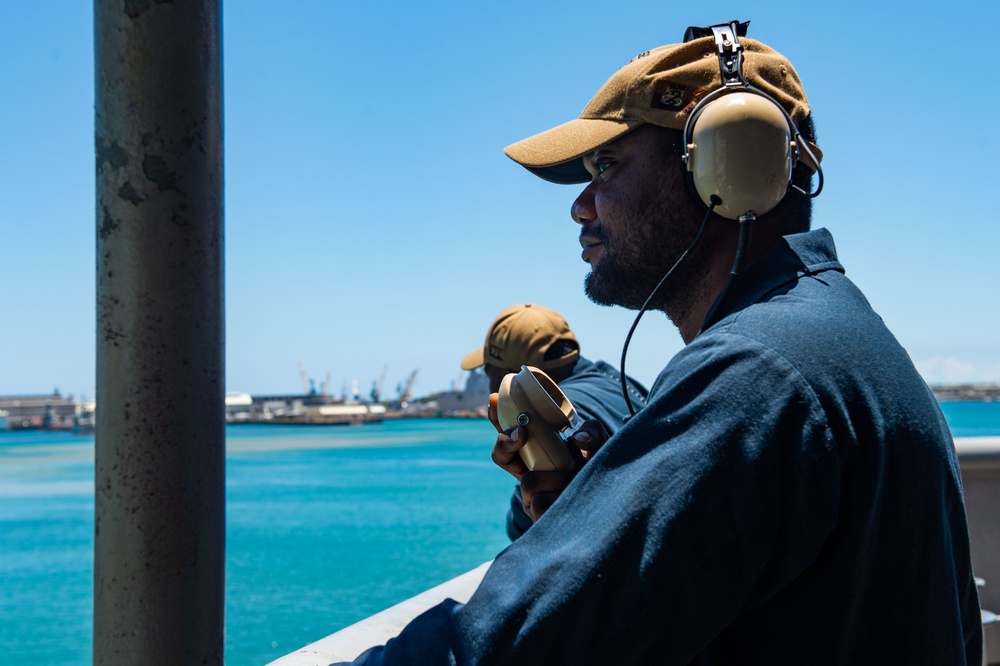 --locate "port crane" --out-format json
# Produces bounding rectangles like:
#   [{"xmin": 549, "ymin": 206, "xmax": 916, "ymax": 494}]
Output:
[
  {"xmin": 297, "ymin": 359, "xmax": 314, "ymax": 394},
  {"xmin": 297, "ymin": 360, "xmax": 331, "ymax": 396},
  {"xmin": 370, "ymin": 364, "xmax": 388, "ymax": 403},
  {"xmin": 397, "ymin": 369, "xmax": 418, "ymax": 408}
]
